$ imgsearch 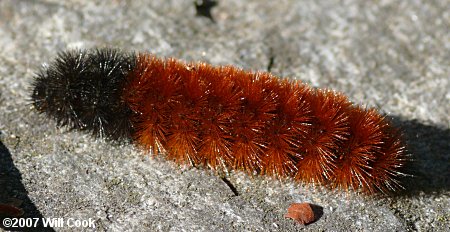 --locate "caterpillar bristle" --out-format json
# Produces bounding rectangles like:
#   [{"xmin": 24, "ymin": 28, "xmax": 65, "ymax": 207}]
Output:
[
  {"xmin": 31, "ymin": 48, "xmax": 409, "ymax": 194},
  {"xmin": 32, "ymin": 48, "xmax": 136, "ymax": 140}
]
